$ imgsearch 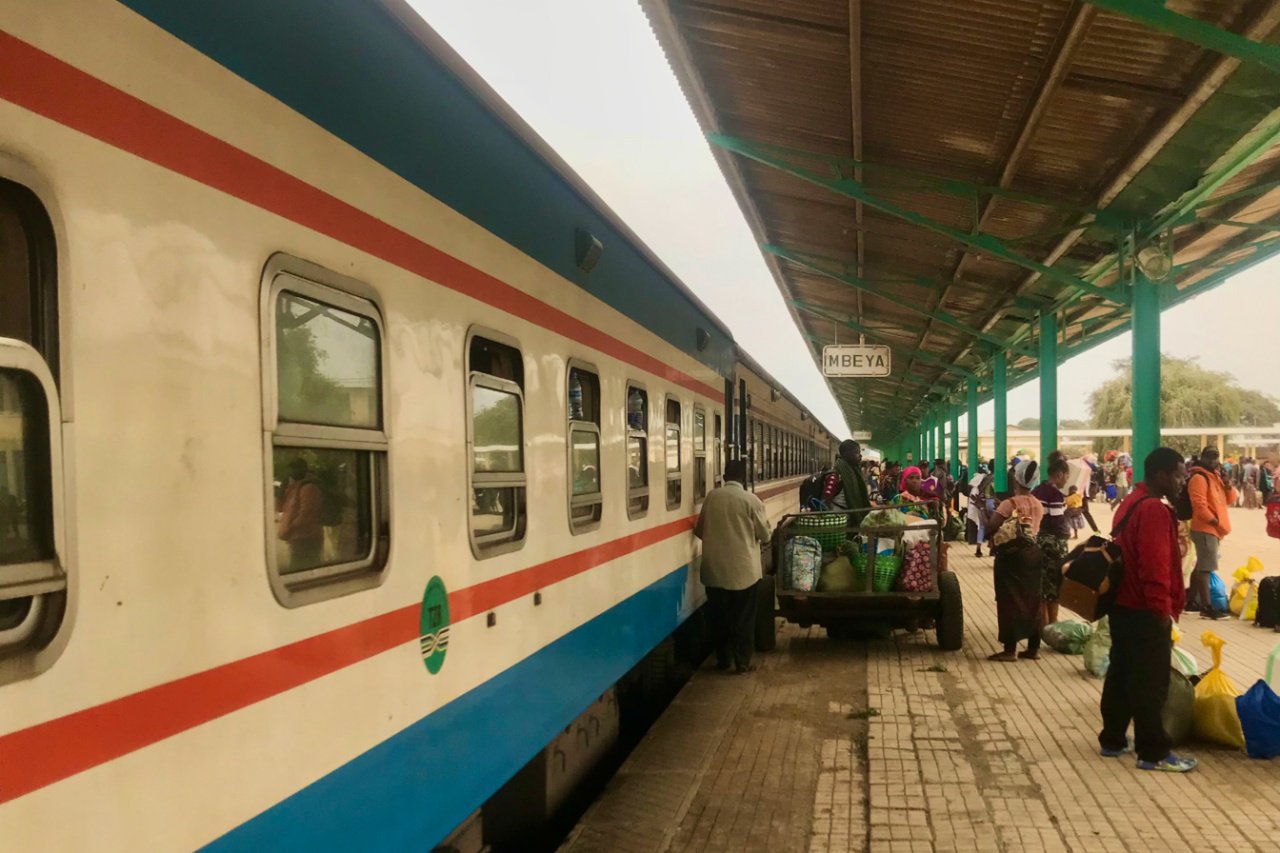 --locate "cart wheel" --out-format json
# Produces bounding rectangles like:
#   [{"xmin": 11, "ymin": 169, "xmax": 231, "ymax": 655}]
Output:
[
  {"xmin": 754, "ymin": 577, "xmax": 777, "ymax": 651},
  {"xmin": 935, "ymin": 571, "xmax": 963, "ymax": 651}
]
